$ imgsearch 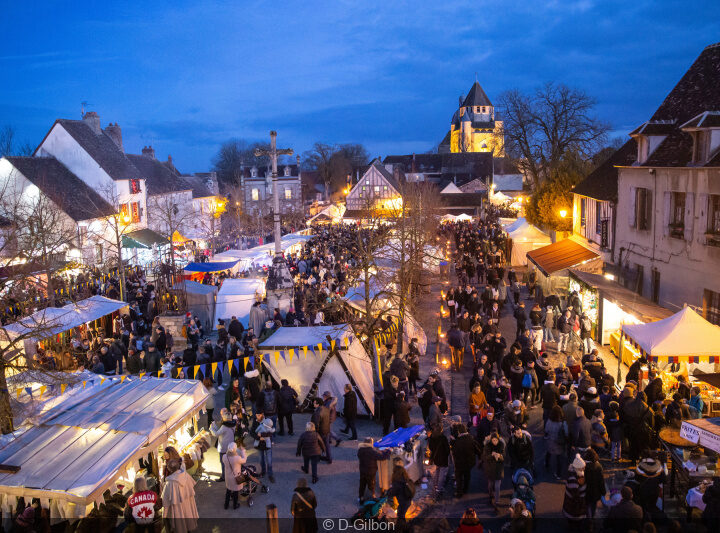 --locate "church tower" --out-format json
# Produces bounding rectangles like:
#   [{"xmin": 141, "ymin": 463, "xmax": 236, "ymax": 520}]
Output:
[{"xmin": 447, "ymin": 81, "xmax": 504, "ymax": 155}]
